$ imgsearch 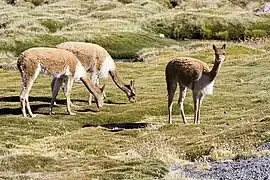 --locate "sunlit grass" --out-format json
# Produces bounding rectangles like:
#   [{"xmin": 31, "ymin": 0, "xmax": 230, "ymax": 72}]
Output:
[{"xmin": 0, "ymin": 42, "xmax": 270, "ymax": 178}]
